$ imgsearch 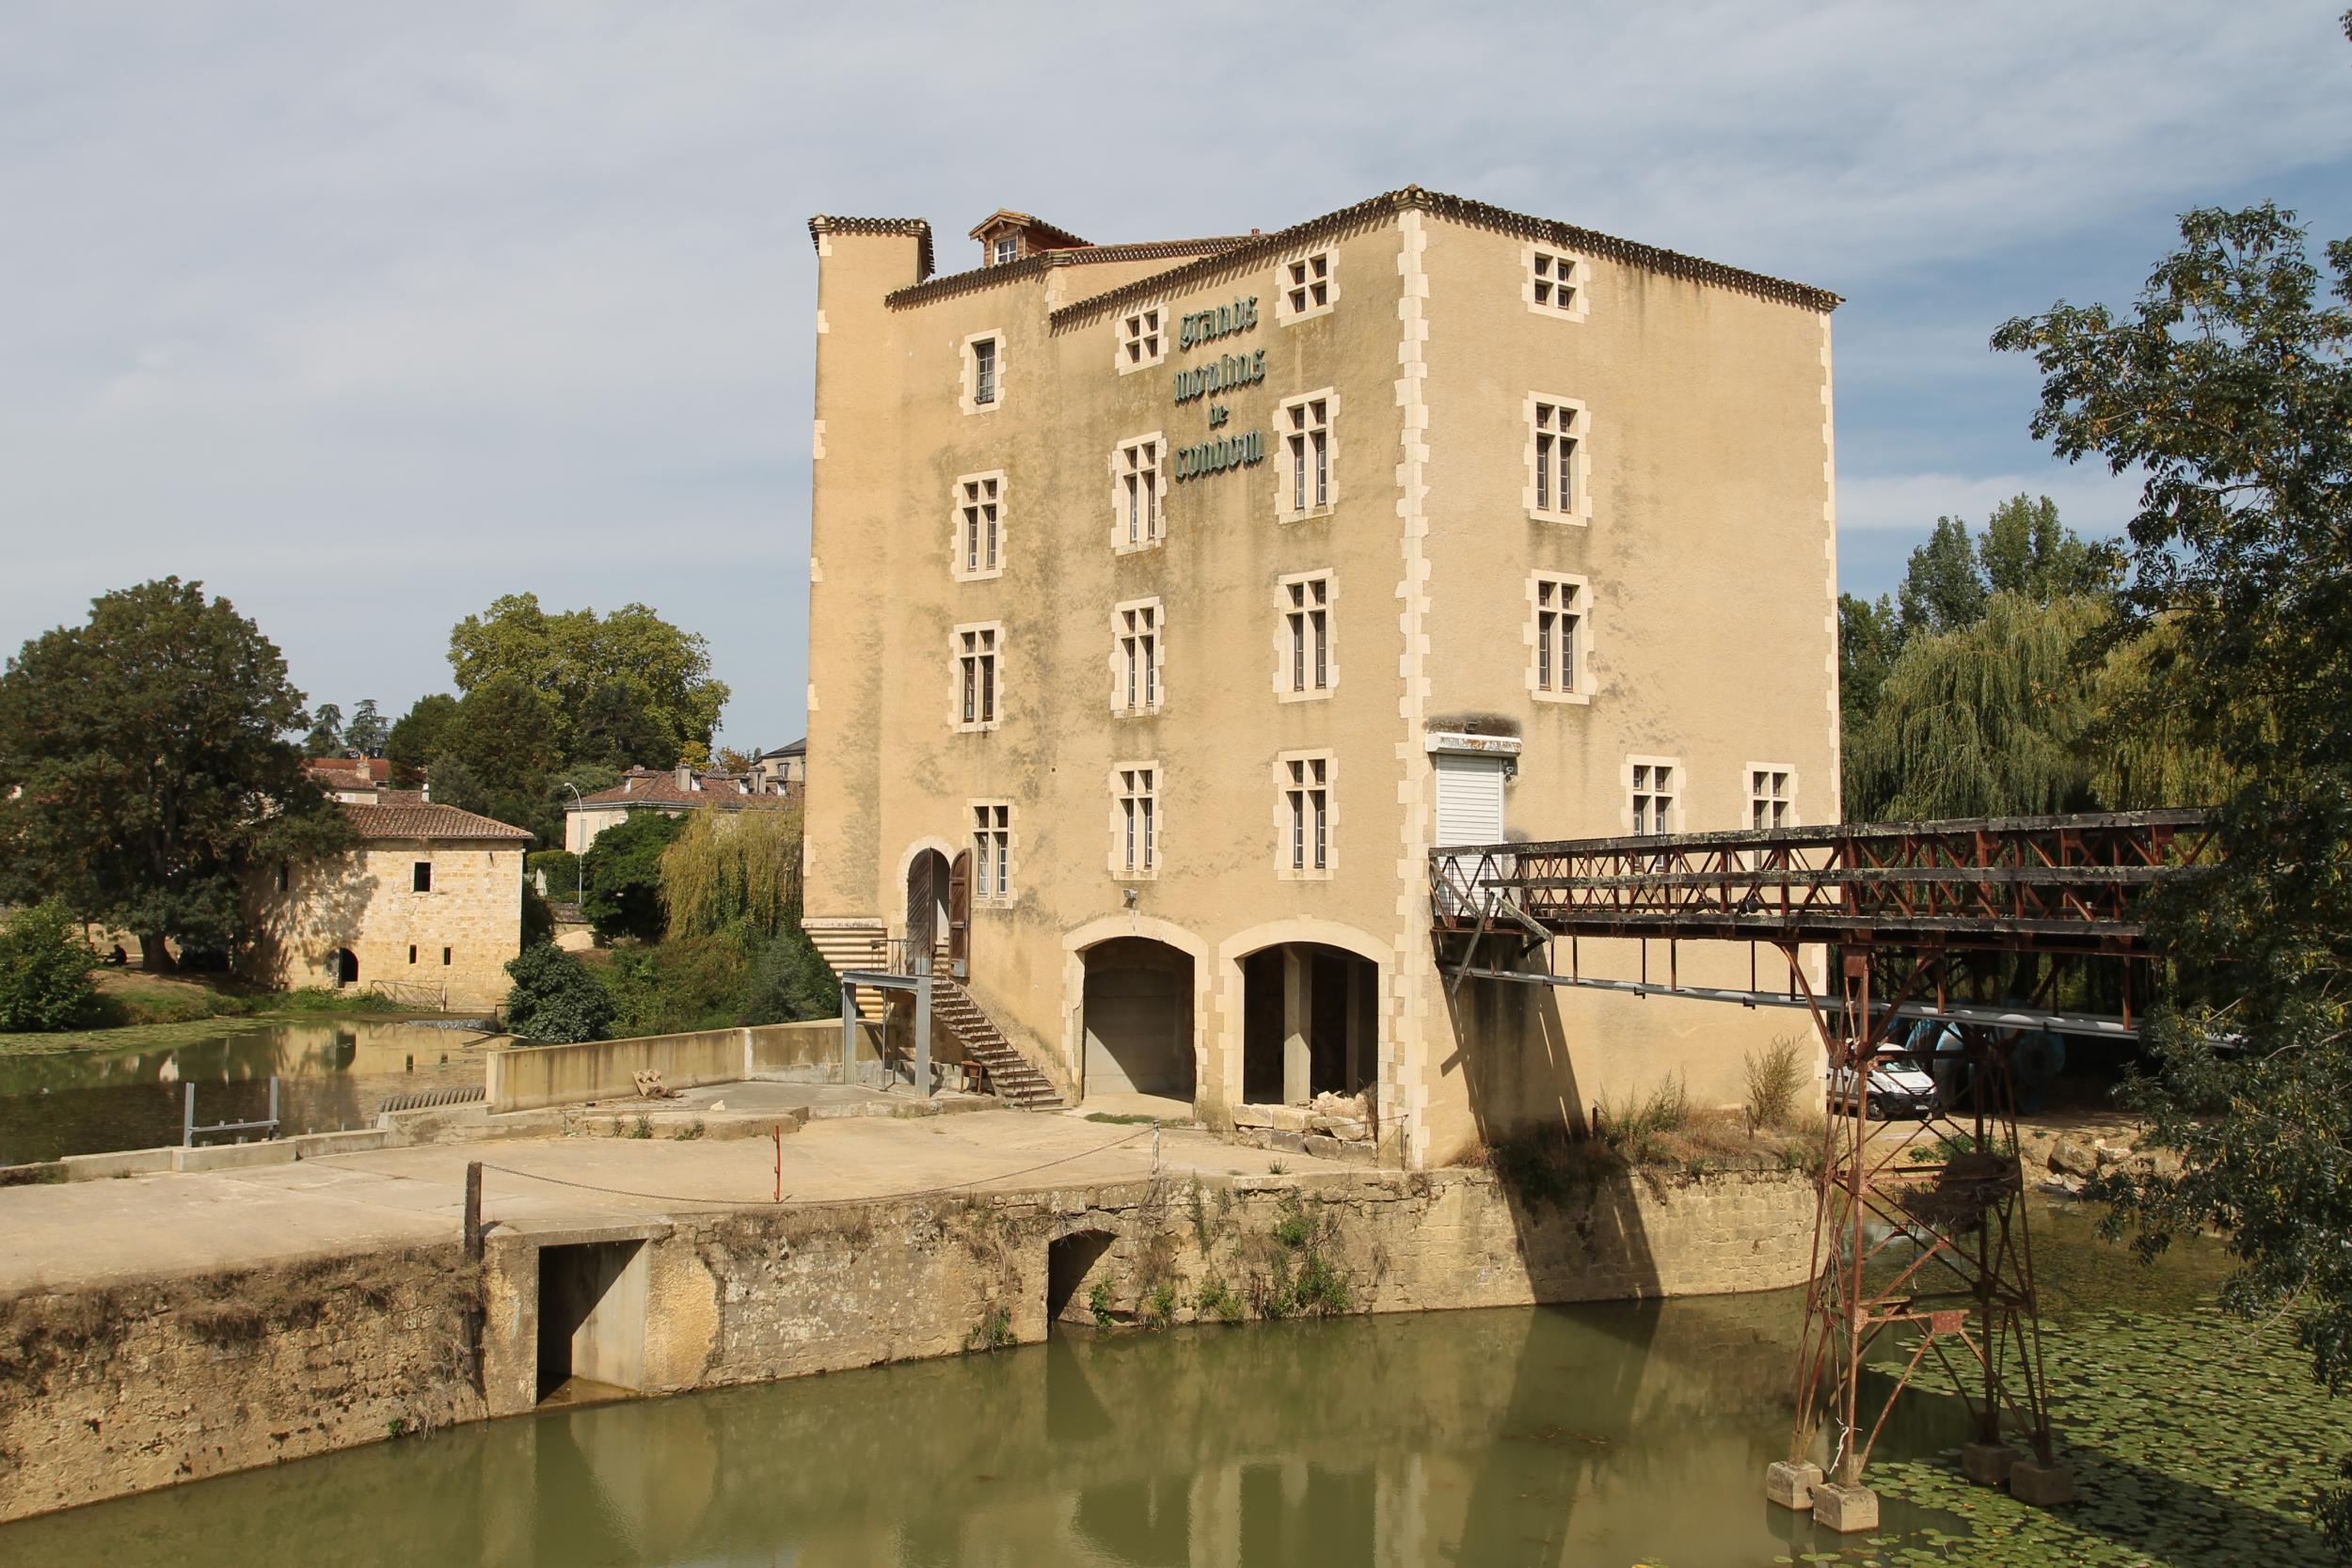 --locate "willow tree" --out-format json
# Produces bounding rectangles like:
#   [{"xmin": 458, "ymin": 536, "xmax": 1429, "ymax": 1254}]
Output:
[
  {"xmin": 1843, "ymin": 593, "xmax": 2106, "ymax": 822},
  {"xmin": 659, "ymin": 807, "xmax": 804, "ymax": 940}
]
